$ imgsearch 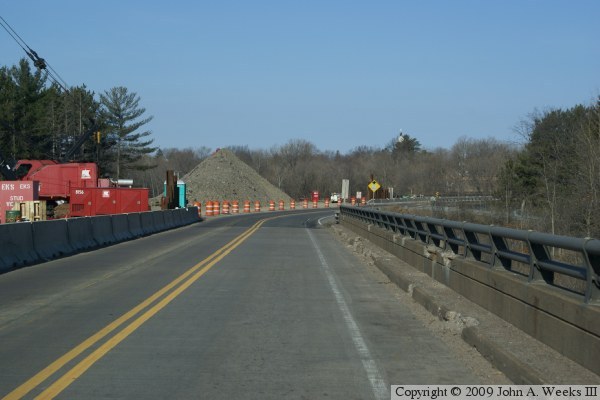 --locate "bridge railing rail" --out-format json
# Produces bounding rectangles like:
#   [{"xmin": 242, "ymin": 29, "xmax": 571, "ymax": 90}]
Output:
[
  {"xmin": 366, "ymin": 195, "xmax": 496, "ymax": 206},
  {"xmin": 340, "ymin": 205, "xmax": 600, "ymax": 304}
]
